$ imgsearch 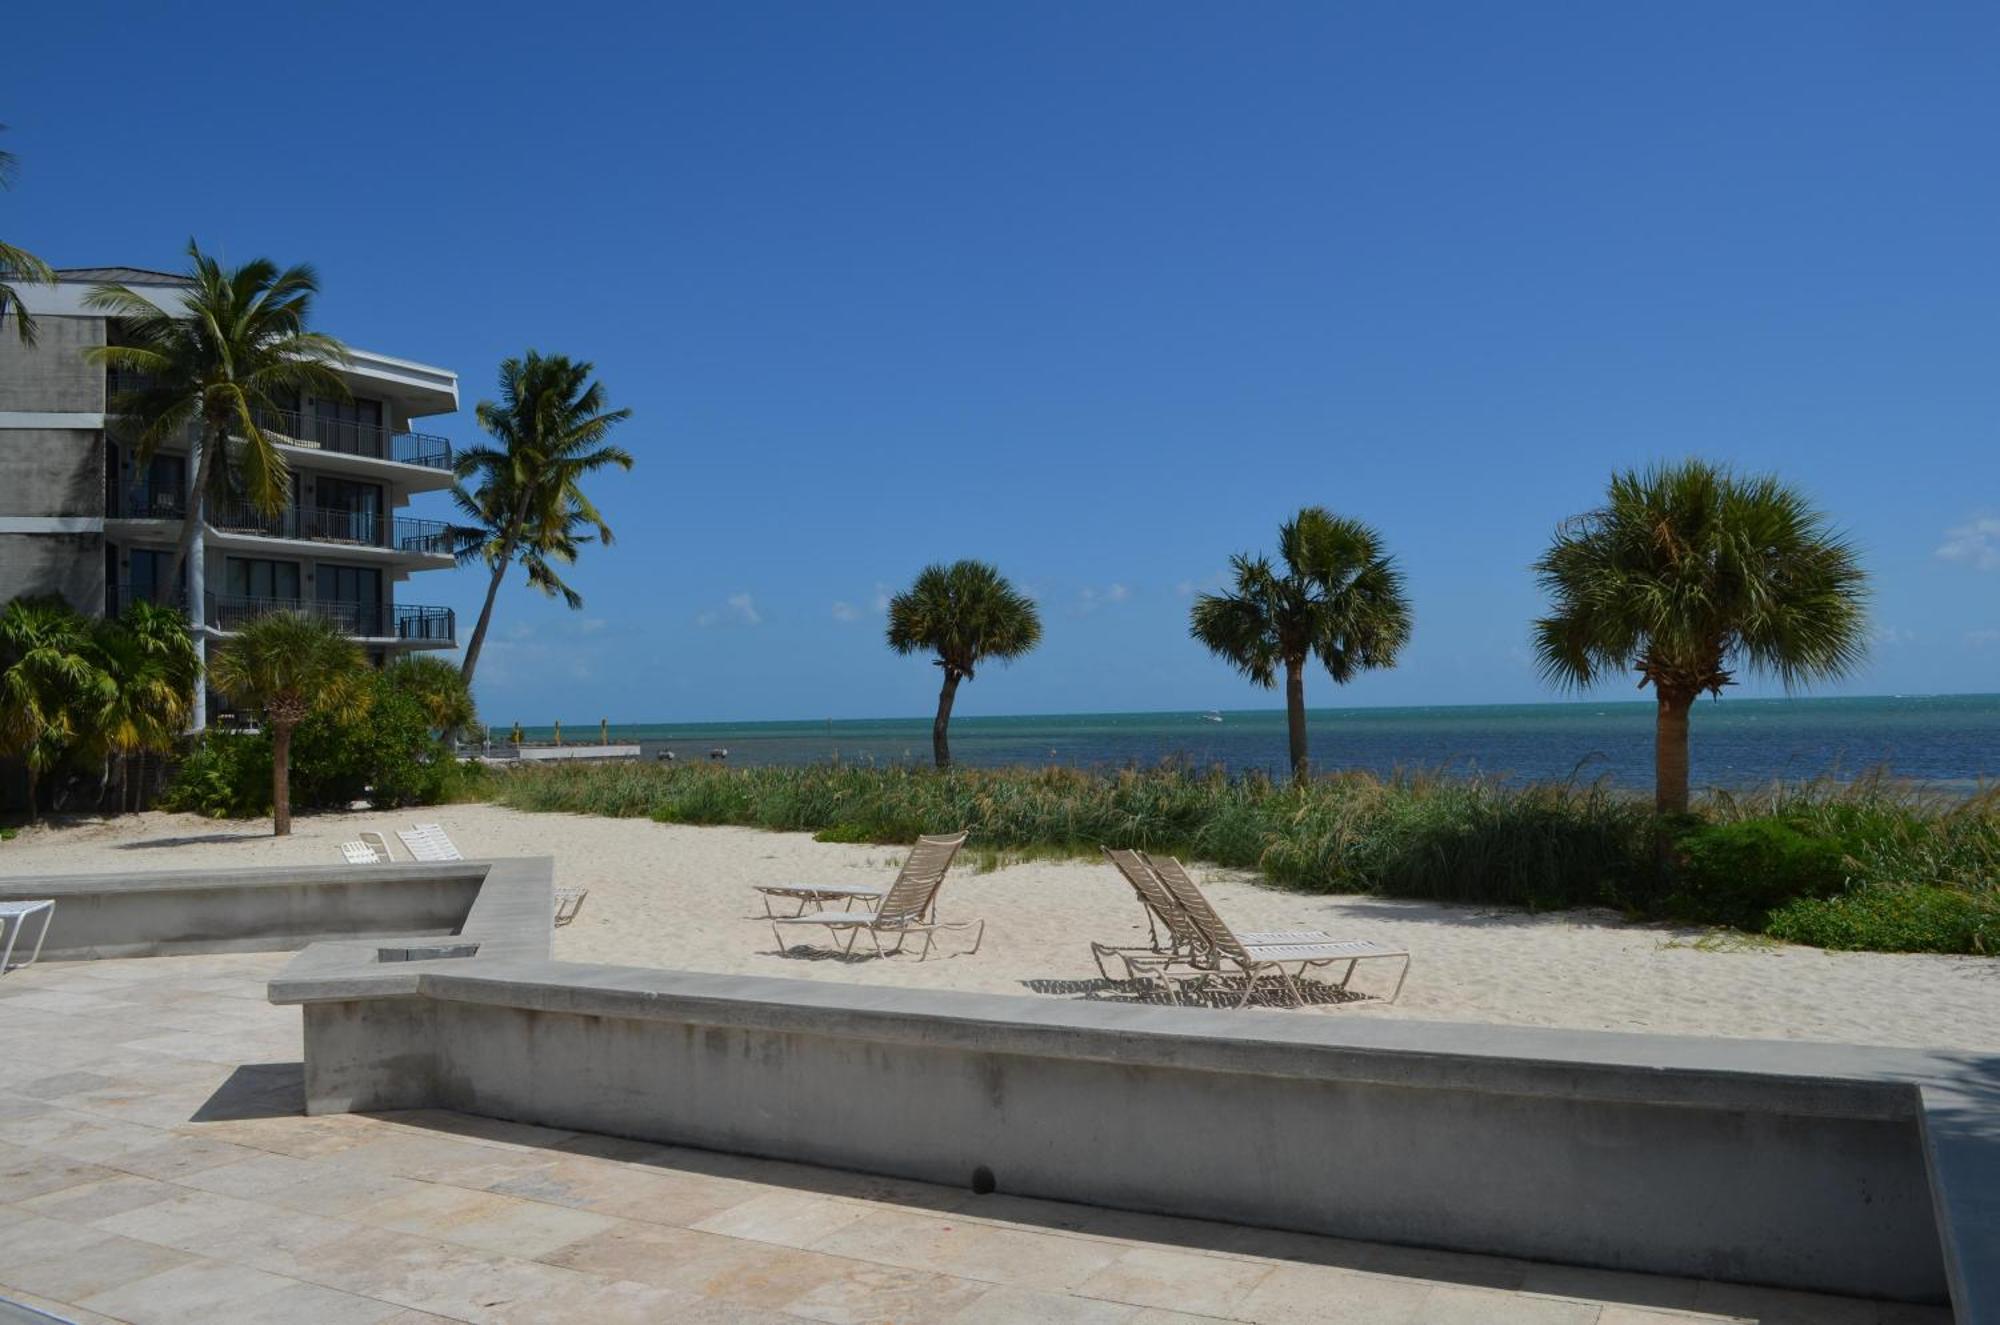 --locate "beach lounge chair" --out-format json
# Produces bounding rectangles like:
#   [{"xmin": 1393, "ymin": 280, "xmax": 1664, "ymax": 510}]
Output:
[
  {"xmin": 397, "ymin": 823, "xmax": 463, "ymax": 862},
  {"xmin": 0, "ymin": 900, "xmax": 55, "ymax": 974},
  {"xmin": 769, "ymin": 831, "xmax": 977, "ymax": 960},
  {"xmin": 1091, "ymin": 848, "xmax": 1331, "ymax": 982},
  {"xmin": 1143, "ymin": 853, "xmax": 1411, "ymax": 1008},
  {"xmin": 751, "ymin": 833, "xmax": 955, "ymax": 920},
  {"xmin": 339, "ymin": 831, "xmax": 396, "ymax": 865},
  {"xmin": 554, "ymin": 885, "xmax": 589, "ymax": 926}
]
